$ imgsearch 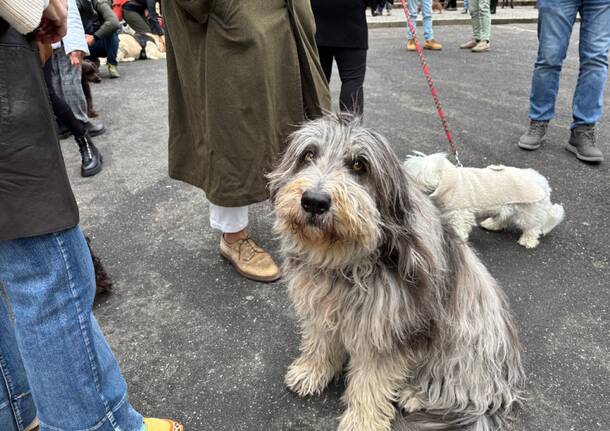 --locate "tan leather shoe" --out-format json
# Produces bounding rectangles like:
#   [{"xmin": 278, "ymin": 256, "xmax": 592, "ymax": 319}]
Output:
[
  {"xmin": 424, "ymin": 39, "xmax": 443, "ymax": 50},
  {"xmin": 460, "ymin": 39, "xmax": 478, "ymax": 49},
  {"xmin": 143, "ymin": 418, "xmax": 184, "ymax": 431},
  {"xmin": 472, "ymin": 40, "xmax": 490, "ymax": 52},
  {"xmin": 220, "ymin": 235, "xmax": 280, "ymax": 282},
  {"xmin": 406, "ymin": 38, "xmax": 416, "ymax": 51}
]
